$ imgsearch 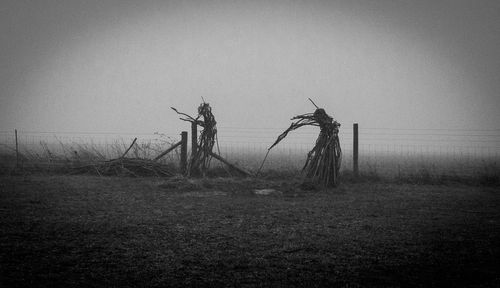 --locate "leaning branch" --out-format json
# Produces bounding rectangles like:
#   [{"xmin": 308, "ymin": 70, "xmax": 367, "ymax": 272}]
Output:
[
  {"xmin": 153, "ymin": 140, "xmax": 183, "ymax": 161},
  {"xmin": 120, "ymin": 138, "xmax": 137, "ymax": 159},
  {"xmin": 208, "ymin": 151, "xmax": 251, "ymax": 176},
  {"xmin": 170, "ymin": 107, "xmax": 198, "ymax": 122}
]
